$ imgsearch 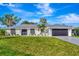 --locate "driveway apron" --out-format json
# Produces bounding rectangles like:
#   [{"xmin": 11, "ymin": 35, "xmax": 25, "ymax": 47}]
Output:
[{"xmin": 55, "ymin": 36, "xmax": 79, "ymax": 45}]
